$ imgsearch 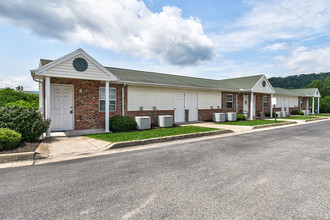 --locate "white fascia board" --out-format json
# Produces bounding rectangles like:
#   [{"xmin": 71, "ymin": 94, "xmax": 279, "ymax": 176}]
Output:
[
  {"xmin": 120, "ymin": 80, "xmax": 239, "ymax": 92},
  {"xmin": 33, "ymin": 48, "xmax": 118, "ymax": 81},
  {"xmin": 251, "ymin": 74, "xmax": 276, "ymax": 93}
]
